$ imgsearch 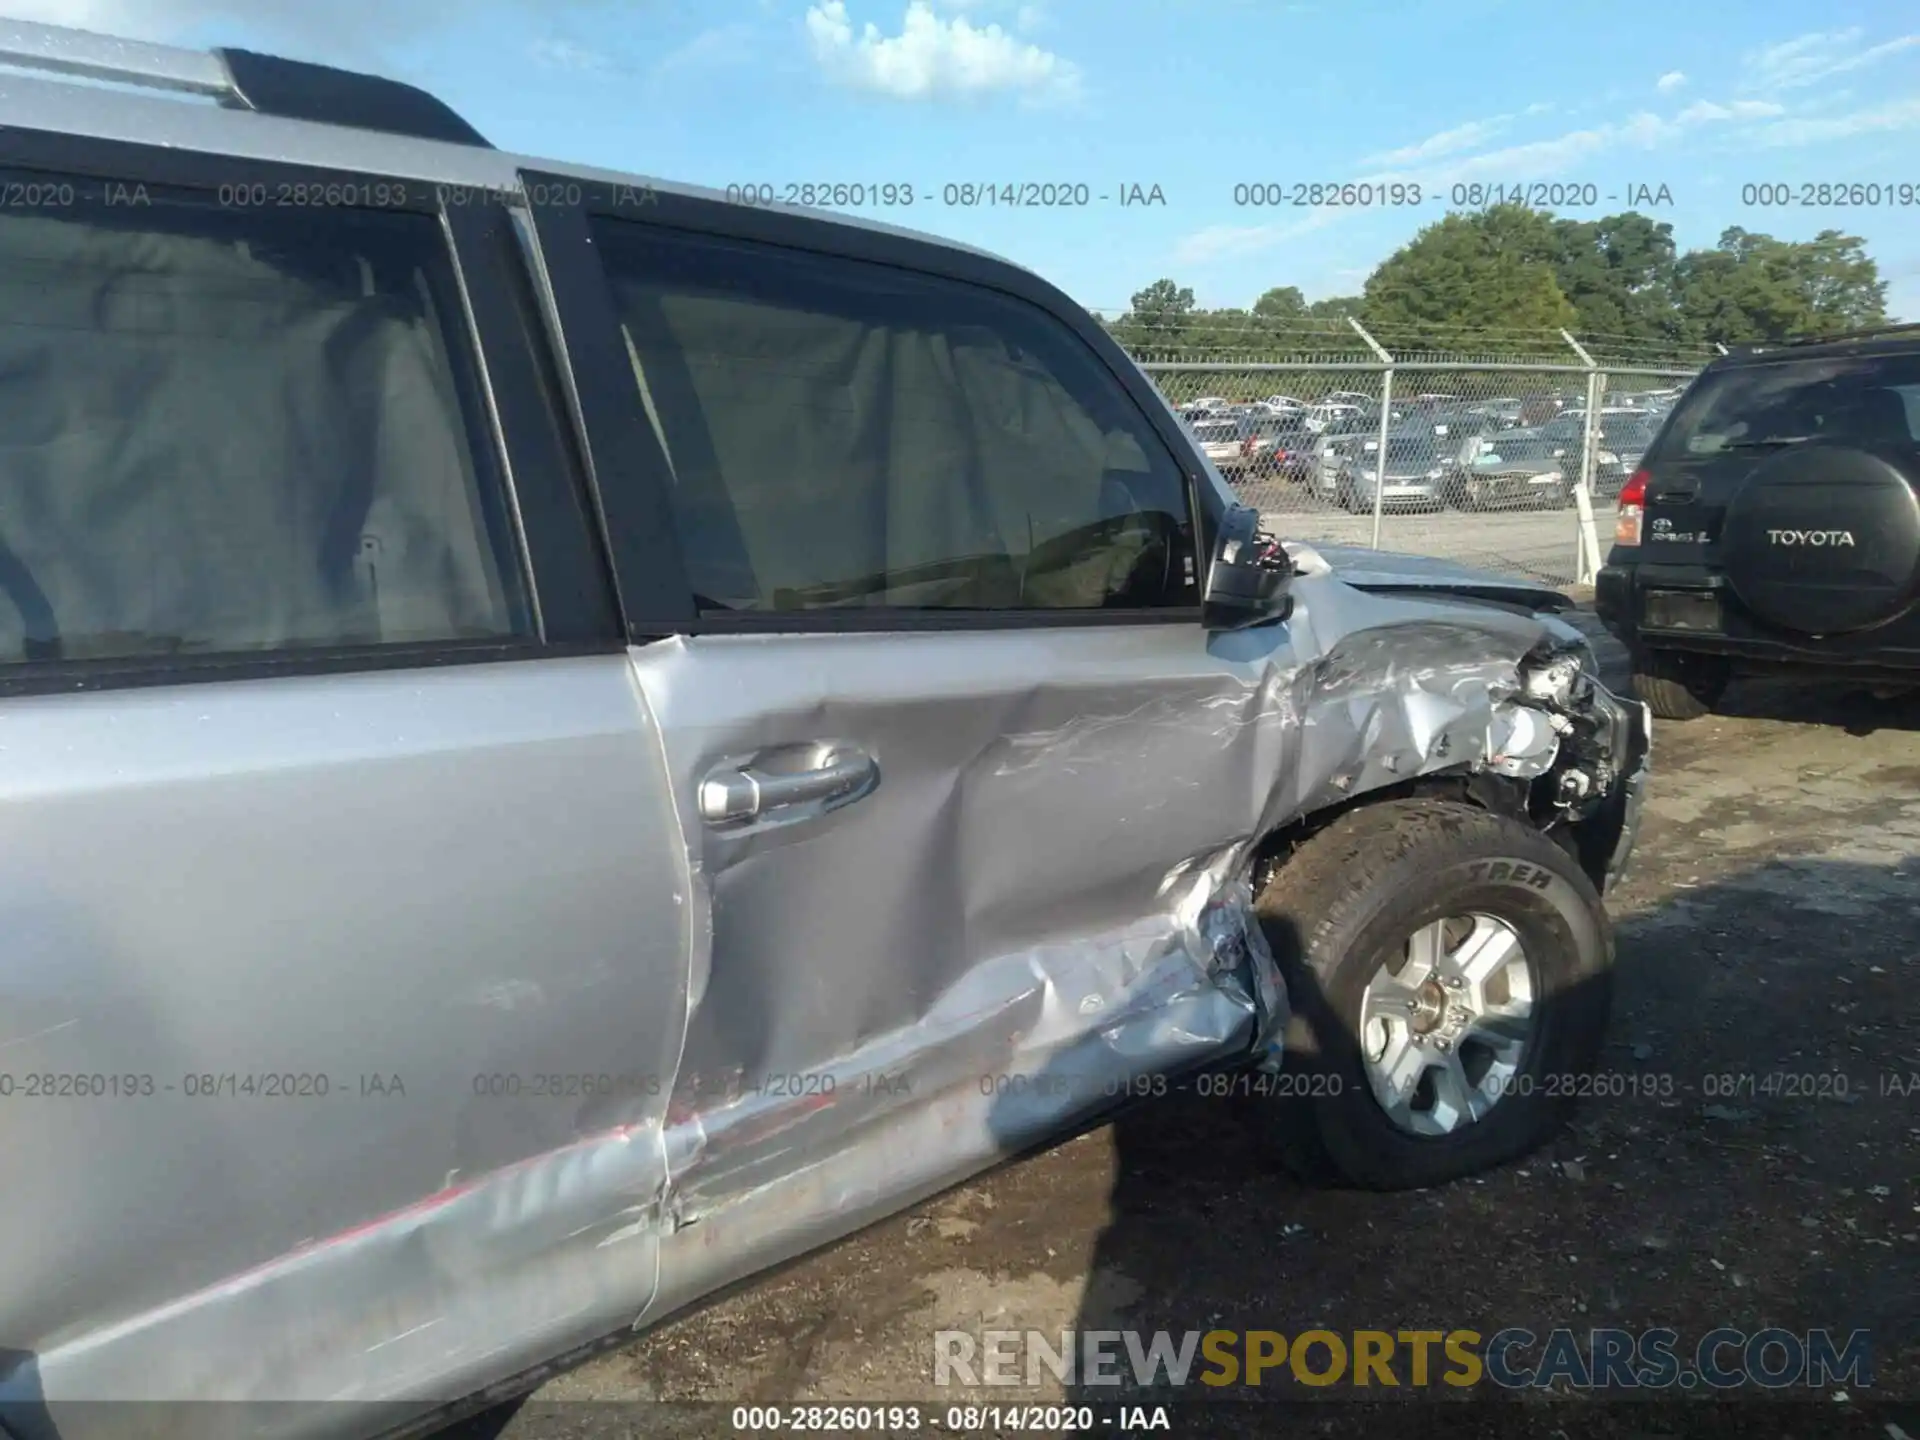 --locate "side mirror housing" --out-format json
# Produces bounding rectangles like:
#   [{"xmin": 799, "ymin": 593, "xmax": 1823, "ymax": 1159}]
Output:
[{"xmin": 1203, "ymin": 504, "xmax": 1294, "ymax": 631}]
